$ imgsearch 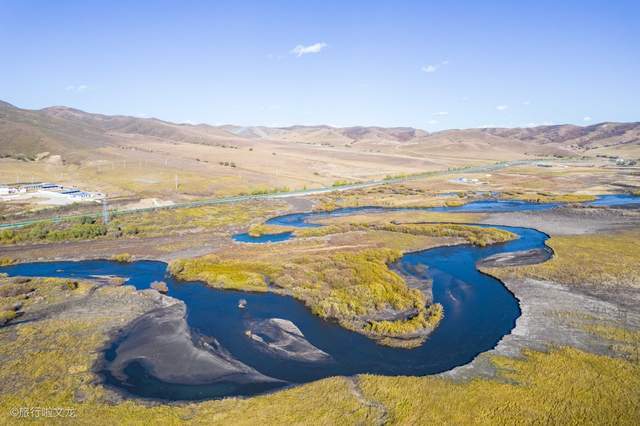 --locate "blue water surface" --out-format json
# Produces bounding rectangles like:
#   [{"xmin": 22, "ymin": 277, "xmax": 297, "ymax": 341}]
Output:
[{"xmin": 1, "ymin": 193, "xmax": 637, "ymax": 400}]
